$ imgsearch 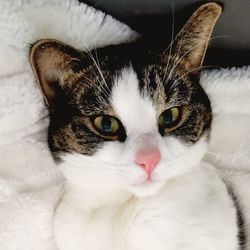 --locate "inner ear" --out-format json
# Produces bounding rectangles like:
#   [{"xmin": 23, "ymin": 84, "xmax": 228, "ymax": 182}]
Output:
[{"xmin": 29, "ymin": 39, "xmax": 82, "ymax": 108}]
